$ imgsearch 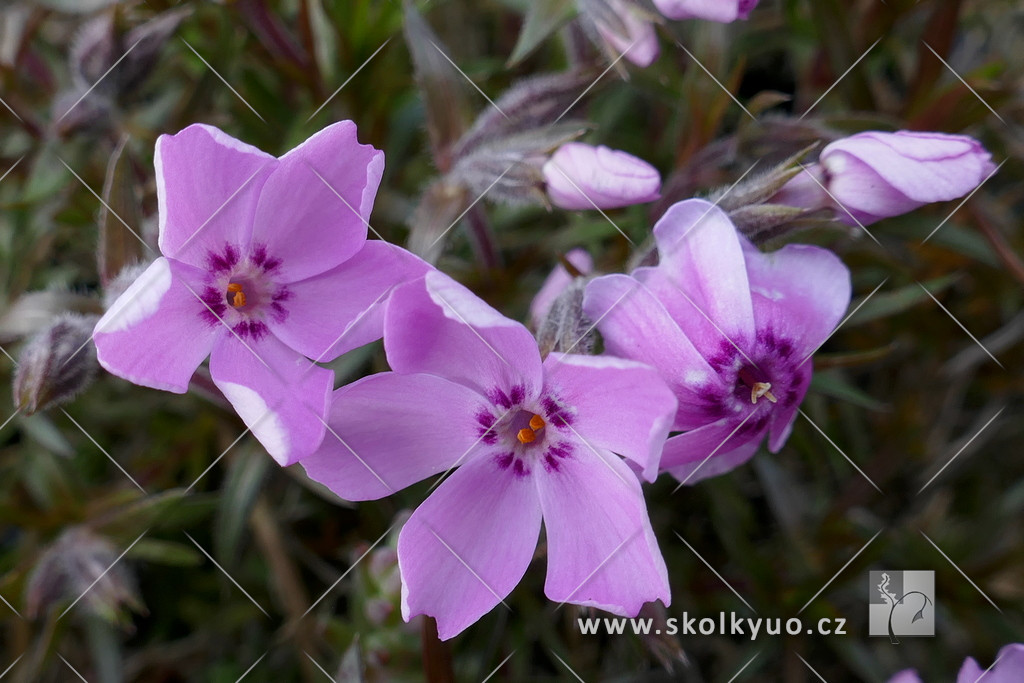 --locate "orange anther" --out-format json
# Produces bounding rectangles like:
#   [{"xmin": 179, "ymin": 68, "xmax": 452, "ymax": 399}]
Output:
[
  {"xmin": 227, "ymin": 283, "xmax": 243, "ymax": 293},
  {"xmin": 517, "ymin": 428, "xmax": 536, "ymax": 444},
  {"xmin": 231, "ymin": 290, "xmax": 247, "ymax": 308},
  {"xmin": 529, "ymin": 414, "xmax": 545, "ymax": 431}
]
